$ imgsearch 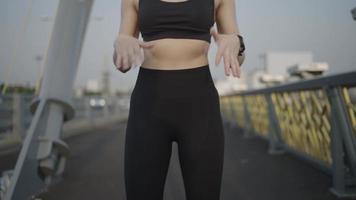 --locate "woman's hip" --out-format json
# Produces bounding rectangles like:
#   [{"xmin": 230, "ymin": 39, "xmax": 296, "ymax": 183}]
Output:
[
  {"xmin": 128, "ymin": 64, "xmax": 220, "ymax": 121},
  {"xmin": 131, "ymin": 64, "xmax": 218, "ymax": 100}
]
